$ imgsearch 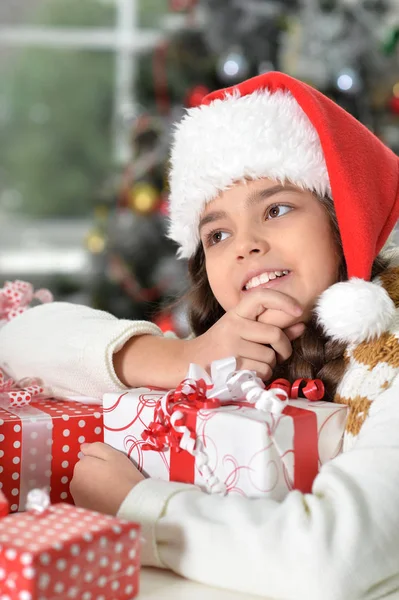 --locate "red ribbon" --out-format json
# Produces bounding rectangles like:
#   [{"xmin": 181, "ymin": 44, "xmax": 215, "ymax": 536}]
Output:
[
  {"xmin": 283, "ymin": 406, "xmax": 319, "ymax": 493},
  {"xmin": 268, "ymin": 378, "xmax": 325, "ymax": 401},
  {"xmin": 142, "ymin": 377, "xmax": 324, "ymax": 453},
  {"xmin": 141, "ymin": 378, "xmax": 220, "ymax": 453}
]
